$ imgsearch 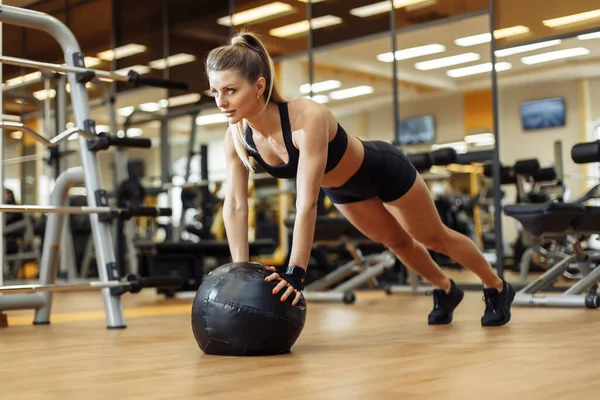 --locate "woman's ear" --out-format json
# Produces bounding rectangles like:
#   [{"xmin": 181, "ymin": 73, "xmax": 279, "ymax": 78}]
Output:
[{"xmin": 255, "ymin": 77, "xmax": 266, "ymax": 98}]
